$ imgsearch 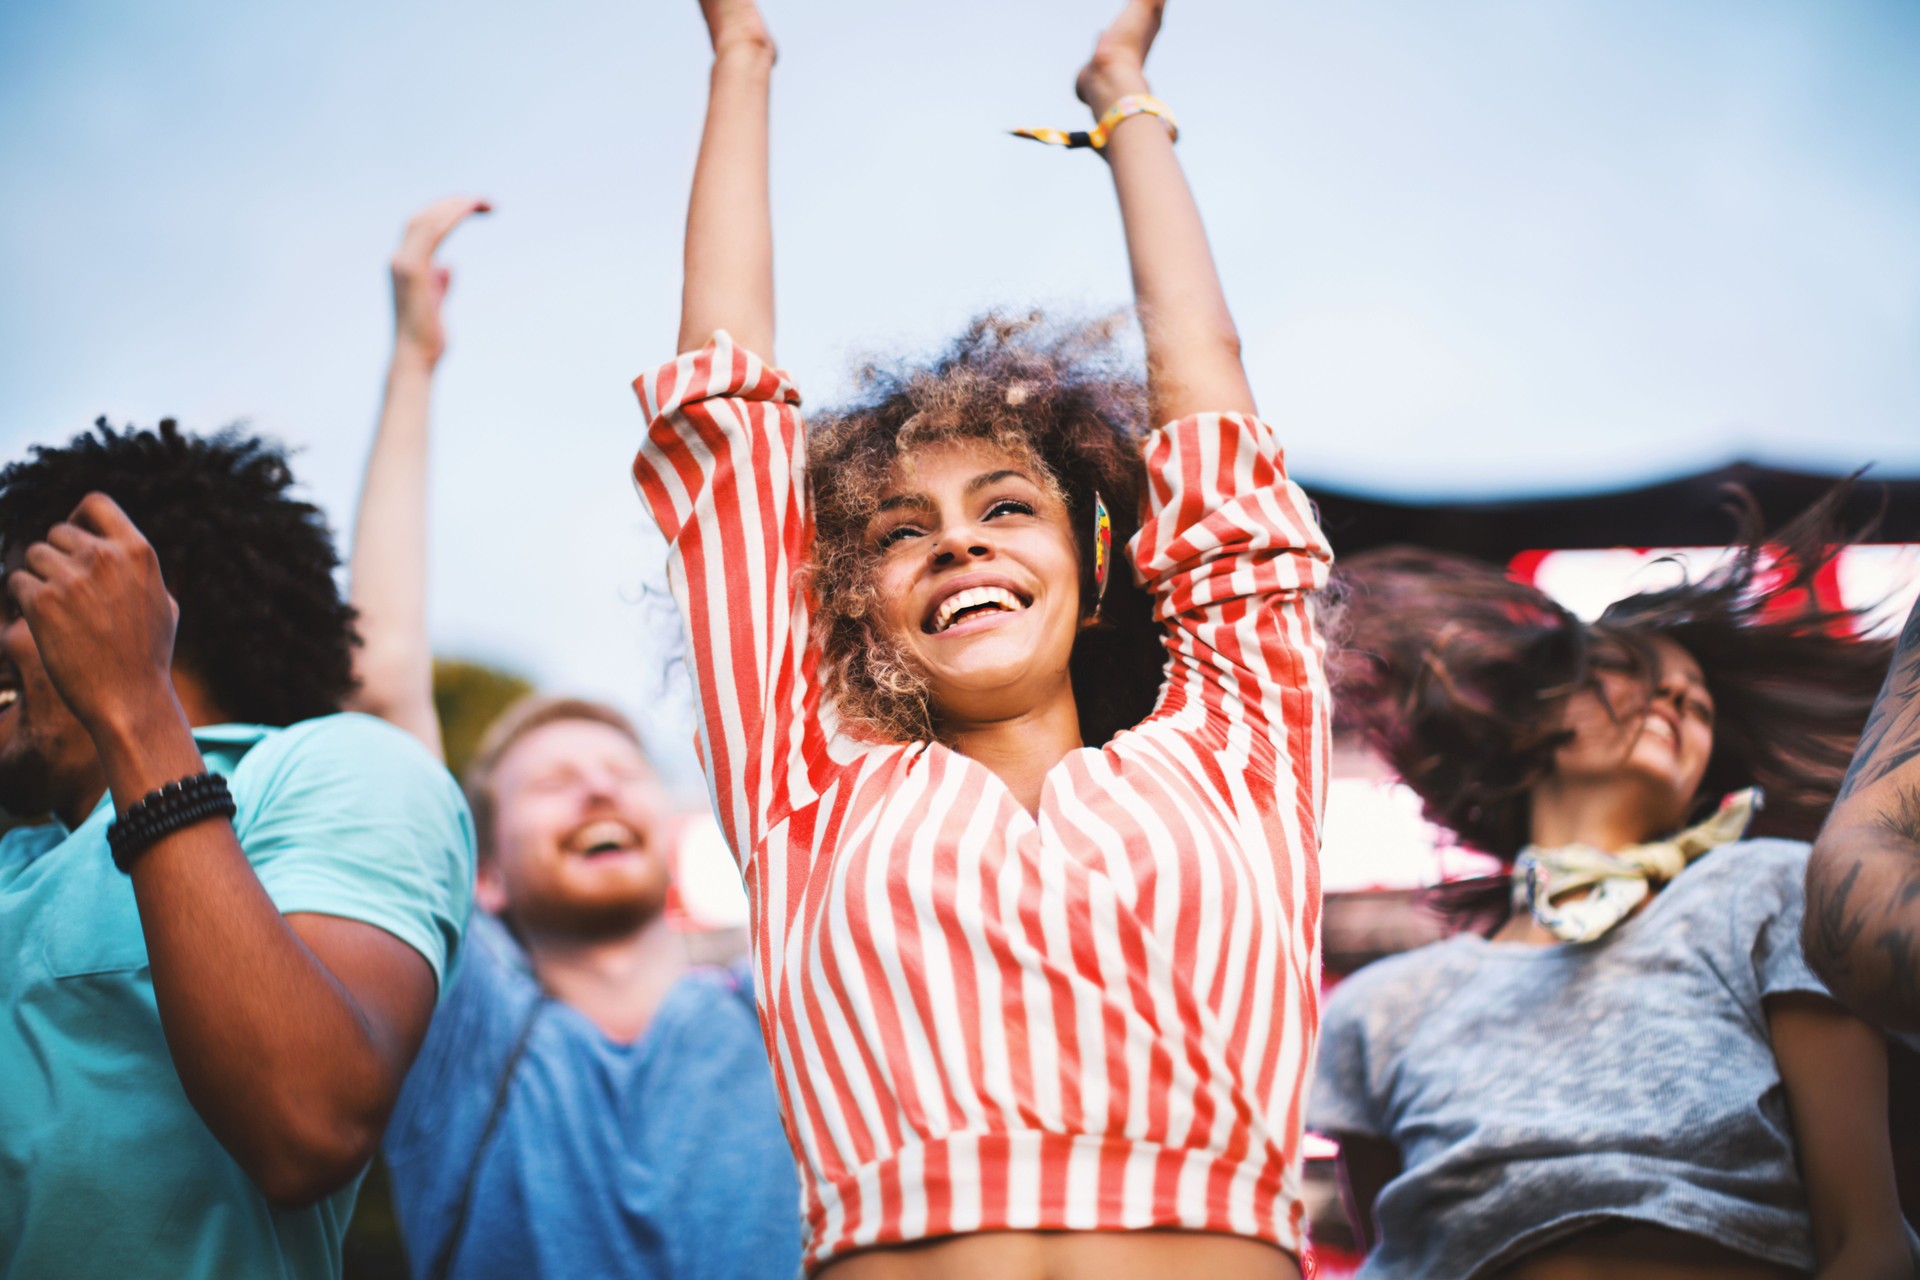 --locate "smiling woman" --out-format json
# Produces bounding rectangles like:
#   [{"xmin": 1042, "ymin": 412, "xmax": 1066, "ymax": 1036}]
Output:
[
  {"xmin": 1310, "ymin": 492, "xmax": 1913, "ymax": 1278},
  {"xmin": 628, "ymin": 1, "xmax": 1332, "ymax": 1276},
  {"xmin": 807, "ymin": 313, "xmax": 1163, "ymax": 751}
]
